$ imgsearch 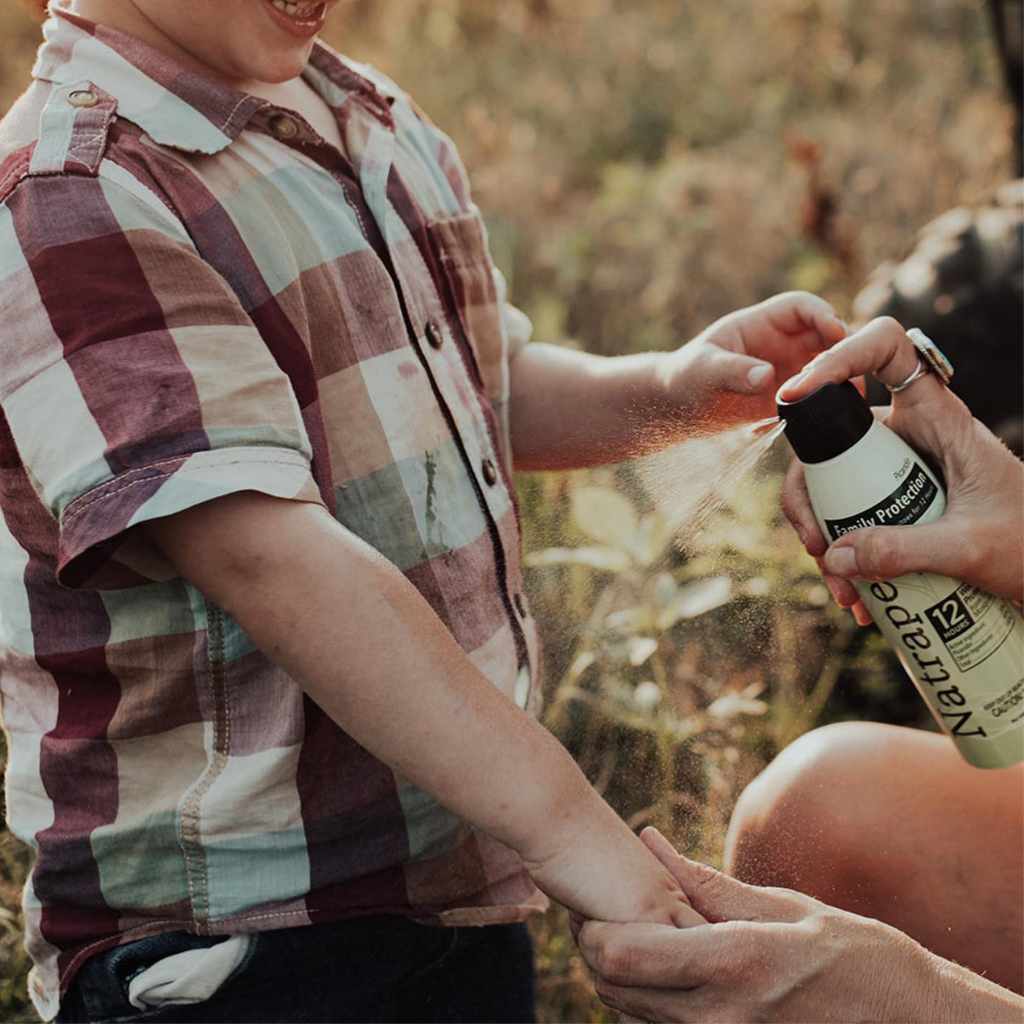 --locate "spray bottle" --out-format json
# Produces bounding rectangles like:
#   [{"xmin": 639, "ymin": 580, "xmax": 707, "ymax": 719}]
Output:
[{"xmin": 778, "ymin": 380, "xmax": 1024, "ymax": 769}]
